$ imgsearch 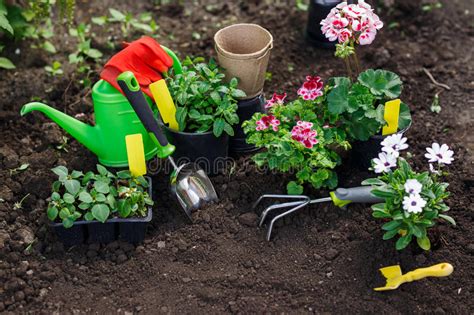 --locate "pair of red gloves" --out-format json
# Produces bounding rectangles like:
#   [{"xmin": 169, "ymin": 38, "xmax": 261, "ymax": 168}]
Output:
[{"xmin": 100, "ymin": 36, "xmax": 173, "ymax": 98}]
